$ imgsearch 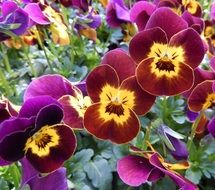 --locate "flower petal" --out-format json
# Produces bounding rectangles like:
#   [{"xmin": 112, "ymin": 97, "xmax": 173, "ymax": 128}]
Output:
[
  {"xmin": 117, "ymin": 155, "xmax": 154, "ymax": 186},
  {"xmin": 19, "ymin": 96, "xmax": 61, "ymax": 118},
  {"xmin": 208, "ymin": 116, "xmax": 215, "ymax": 138},
  {"xmin": 83, "ymin": 102, "xmax": 140, "ymax": 144},
  {"xmin": 101, "ymin": 49, "xmax": 136, "ymax": 83},
  {"xmin": 25, "ymin": 124, "xmax": 76, "ymax": 173},
  {"xmin": 145, "ymin": 7, "xmax": 188, "ymax": 40},
  {"xmin": 120, "ymin": 76, "xmax": 156, "ymax": 115},
  {"xmin": 169, "ymin": 28, "xmax": 204, "ymax": 69},
  {"xmin": 136, "ymin": 58, "xmax": 194, "ymax": 96},
  {"xmin": 188, "ymin": 80, "xmax": 214, "ymax": 112},
  {"xmin": 129, "ymin": 27, "xmax": 168, "ymax": 64},
  {"xmin": 24, "ymin": 74, "xmax": 78, "ymax": 101},
  {"xmin": 35, "ymin": 104, "xmax": 64, "ymax": 131},
  {"xmin": 86, "ymin": 65, "xmax": 119, "ymax": 102}
]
